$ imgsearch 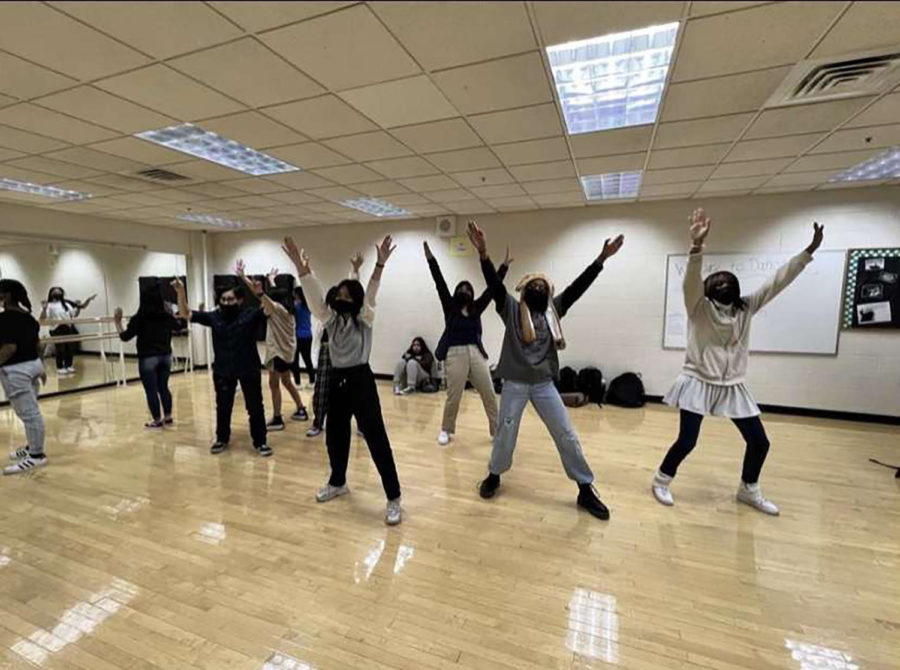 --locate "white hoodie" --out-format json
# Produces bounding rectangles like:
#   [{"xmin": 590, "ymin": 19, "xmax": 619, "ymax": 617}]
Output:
[{"xmin": 681, "ymin": 250, "xmax": 813, "ymax": 385}]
